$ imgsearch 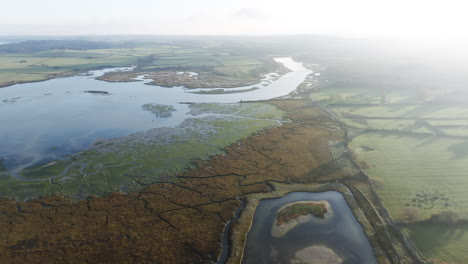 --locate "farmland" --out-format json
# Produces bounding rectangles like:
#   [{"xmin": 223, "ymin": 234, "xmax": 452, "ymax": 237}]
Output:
[
  {"xmin": 405, "ymin": 224, "xmax": 468, "ymax": 264},
  {"xmin": 310, "ymin": 81, "xmax": 468, "ymax": 263},
  {"xmin": 349, "ymin": 132, "xmax": 468, "ymax": 219},
  {"xmin": 0, "ymin": 47, "xmax": 138, "ymax": 86},
  {"xmin": 0, "ymin": 40, "xmax": 281, "ymax": 88}
]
